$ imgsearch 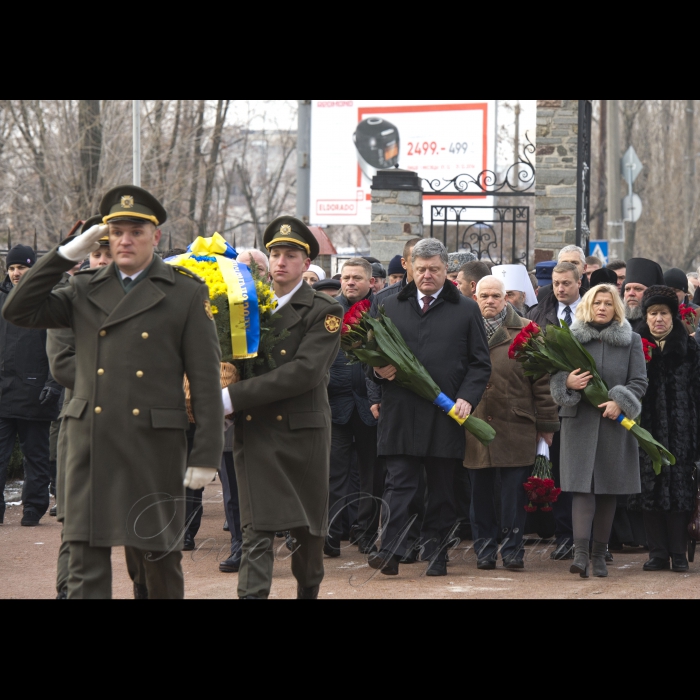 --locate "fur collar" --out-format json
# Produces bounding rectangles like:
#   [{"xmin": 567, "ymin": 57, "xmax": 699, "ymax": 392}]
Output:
[
  {"xmin": 639, "ymin": 317, "xmax": 689, "ymax": 359},
  {"xmin": 397, "ymin": 279, "xmax": 461, "ymax": 303},
  {"xmin": 570, "ymin": 318, "xmax": 633, "ymax": 347}
]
